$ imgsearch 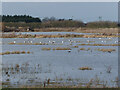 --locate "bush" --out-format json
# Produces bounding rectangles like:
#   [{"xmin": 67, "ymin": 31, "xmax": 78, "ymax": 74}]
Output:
[{"xmin": 87, "ymin": 21, "xmax": 118, "ymax": 28}]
